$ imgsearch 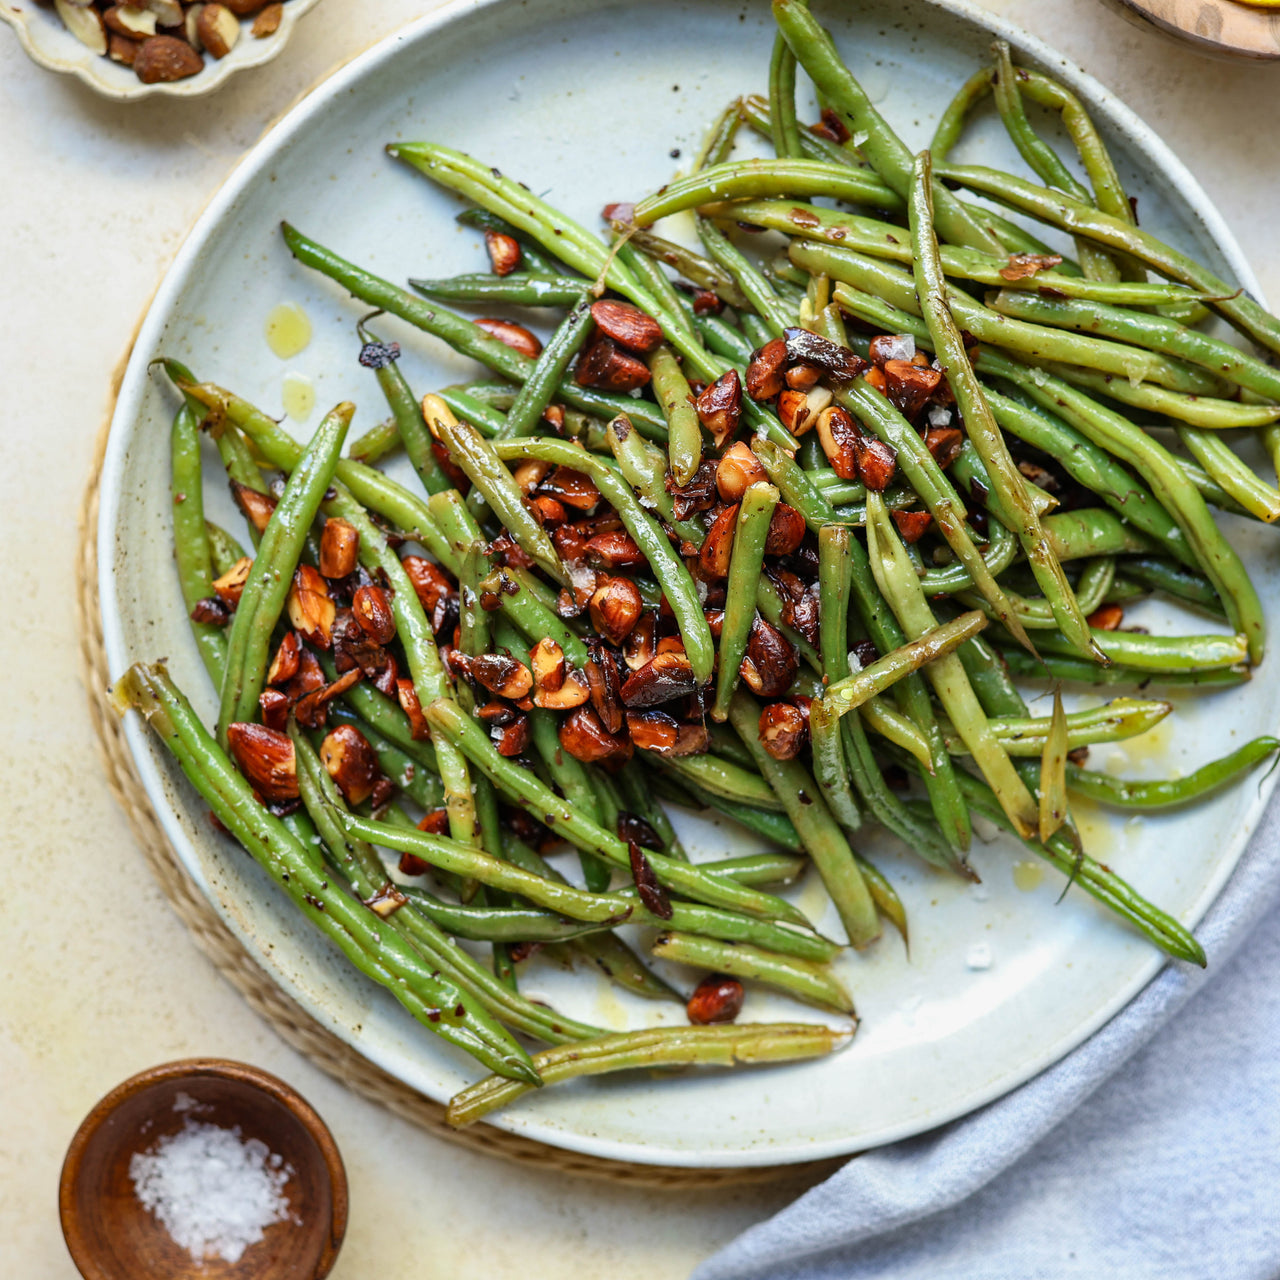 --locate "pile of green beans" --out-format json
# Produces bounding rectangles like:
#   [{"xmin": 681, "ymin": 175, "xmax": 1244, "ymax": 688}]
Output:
[{"xmin": 117, "ymin": 11, "xmax": 1280, "ymax": 1125}]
